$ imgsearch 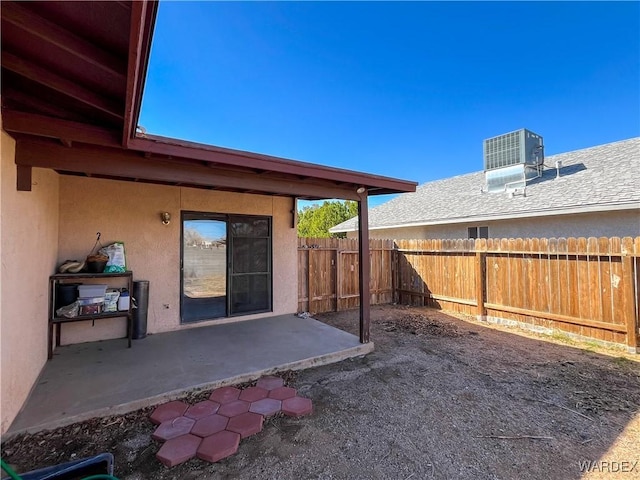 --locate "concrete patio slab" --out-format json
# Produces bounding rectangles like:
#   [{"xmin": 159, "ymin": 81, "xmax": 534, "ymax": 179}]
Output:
[{"xmin": 7, "ymin": 314, "xmax": 372, "ymax": 436}]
